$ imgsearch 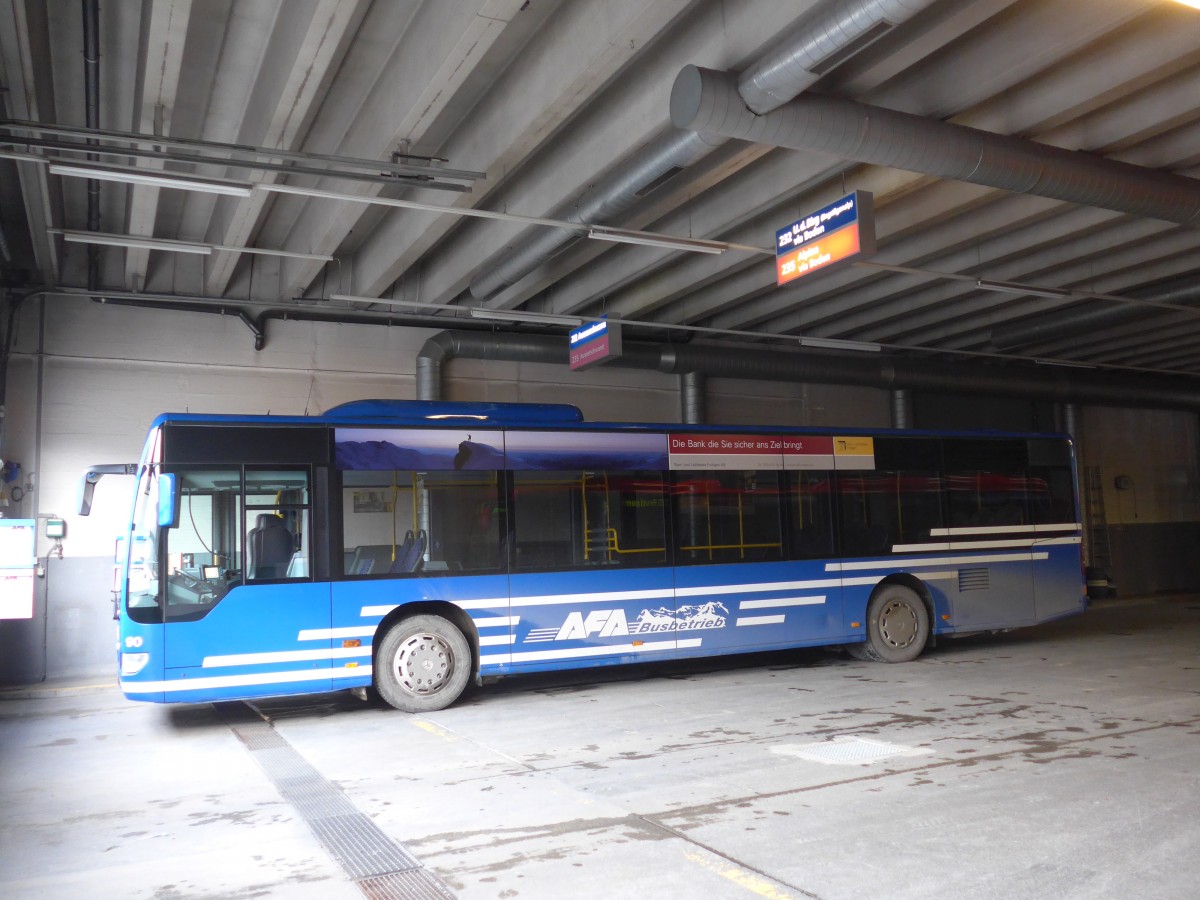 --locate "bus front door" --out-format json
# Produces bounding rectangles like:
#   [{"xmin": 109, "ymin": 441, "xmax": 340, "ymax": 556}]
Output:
[{"xmin": 162, "ymin": 581, "xmax": 334, "ymax": 703}]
